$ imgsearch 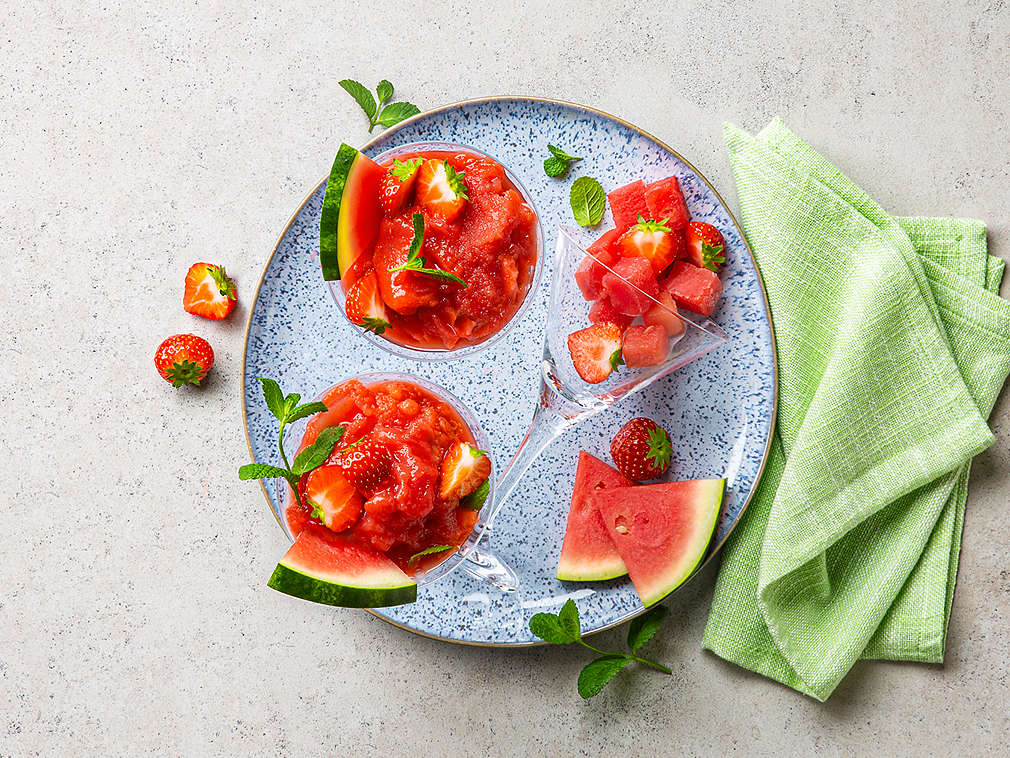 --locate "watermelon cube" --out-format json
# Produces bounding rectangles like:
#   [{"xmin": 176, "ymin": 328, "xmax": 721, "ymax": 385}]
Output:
[
  {"xmin": 622, "ymin": 324, "xmax": 669, "ymax": 367},
  {"xmin": 662, "ymin": 261, "xmax": 723, "ymax": 317},
  {"xmin": 643, "ymin": 291, "xmax": 685, "ymax": 338},
  {"xmin": 644, "ymin": 176, "xmax": 690, "ymax": 230},
  {"xmin": 575, "ymin": 255, "xmax": 608, "ymax": 300},
  {"xmin": 602, "ymin": 256, "xmax": 659, "ymax": 316},
  {"xmin": 588, "ymin": 296, "xmax": 633, "ymax": 330},
  {"xmin": 608, "ymin": 180, "xmax": 649, "ymax": 229},
  {"xmin": 587, "ymin": 228, "xmax": 623, "ymax": 265}
]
